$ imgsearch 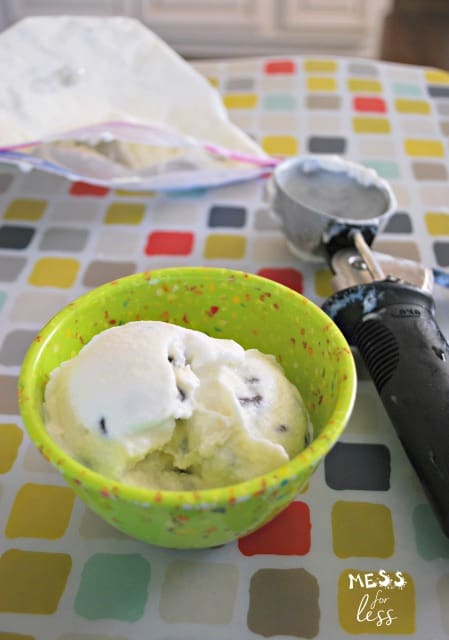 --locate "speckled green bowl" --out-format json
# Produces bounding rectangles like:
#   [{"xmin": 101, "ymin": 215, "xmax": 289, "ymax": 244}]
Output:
[{"xmin": 19, "ymin": 267, "xmax": 356, "ymax": 548}]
